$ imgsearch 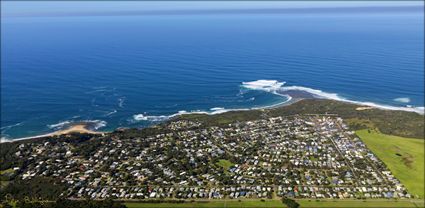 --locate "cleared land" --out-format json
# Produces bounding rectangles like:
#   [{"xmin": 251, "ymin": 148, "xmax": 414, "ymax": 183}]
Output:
[{"xmin": 356, "ymin": 130, "xmax": 424, "ymax": 198}]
